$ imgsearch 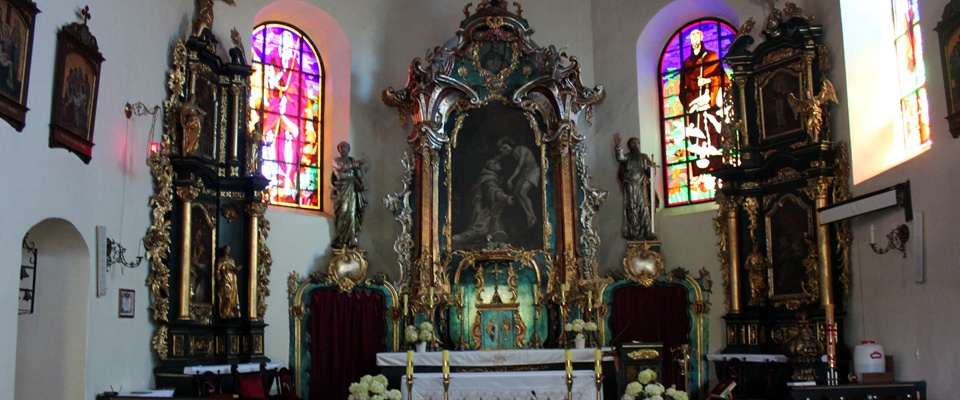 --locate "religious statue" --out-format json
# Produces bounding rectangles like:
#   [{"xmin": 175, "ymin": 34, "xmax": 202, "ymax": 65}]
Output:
[
  {"xmin": 180, "ymin": 94, "xmax": 206, "ymax": 155},
  {"xmin": 788, "ymin": 79, "xmax": 838, "ymax": 142},
  {"xmin": 614, "ymin": 133, "xmax": 658, "ymax": 241},
  {"xmin": 331, "ymin": 141, "xmax": 367, "ymax": 248},
  {"xmin": 216, "ymin": 245, "xmax": 241, "ymax": 319},
  {"xmin": 247, "ymin": 121, "xmax": 263, "ymax": 176}
]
